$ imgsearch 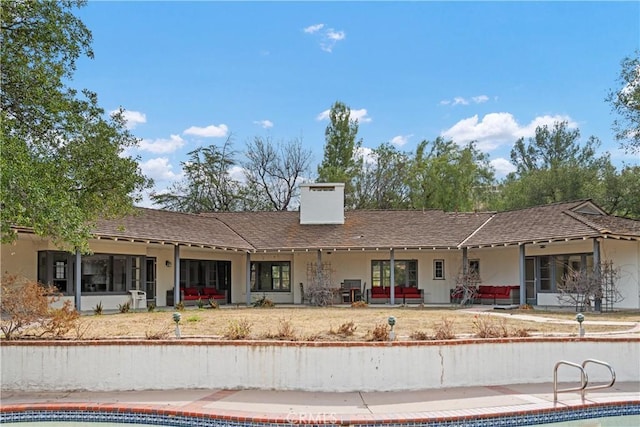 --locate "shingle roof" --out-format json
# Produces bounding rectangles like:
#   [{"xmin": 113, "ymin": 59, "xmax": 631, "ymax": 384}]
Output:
[
  {"xmin": 93, "ymin": 208, "xmax": 252, "ymax": 250},
  {"xmin": 460, "ymin": 200, "xmax": 630, "ymax": 247},
  {"xmin": 206, "ymin": 210, "xmax": 494, "ymax": 250},
  {"xmin": 82, "ymin": 201, "xmax": 640, "ymax": 251},
  {"xmin": 570, "ymin": 213, "xmax": 640, "ymax": 238}
]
